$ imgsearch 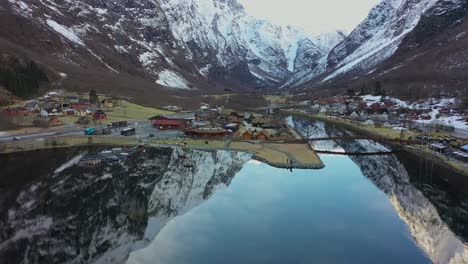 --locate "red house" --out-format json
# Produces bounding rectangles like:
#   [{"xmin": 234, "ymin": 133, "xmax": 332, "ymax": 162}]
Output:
[
  {"xmin": 419, "ymin": 114, "xmax": 432, "ymax": 120},
  {"xmin": 71, "ymin": 103, "xmax": 88, "ymax": 110},
  {"xmin": 5, "ymin": 107, "xmax": 29, "ymax": 116},
  {"xmin": 149, "ymin": 115, "xmax": 190, "ymax": 130},
  {"xmin": 93, "ymin": 111, "xmax": 107, "ymax": 120},
  {"xmin": 153, "ymin": 119, "xmax": 187, "ymax": 130}
]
